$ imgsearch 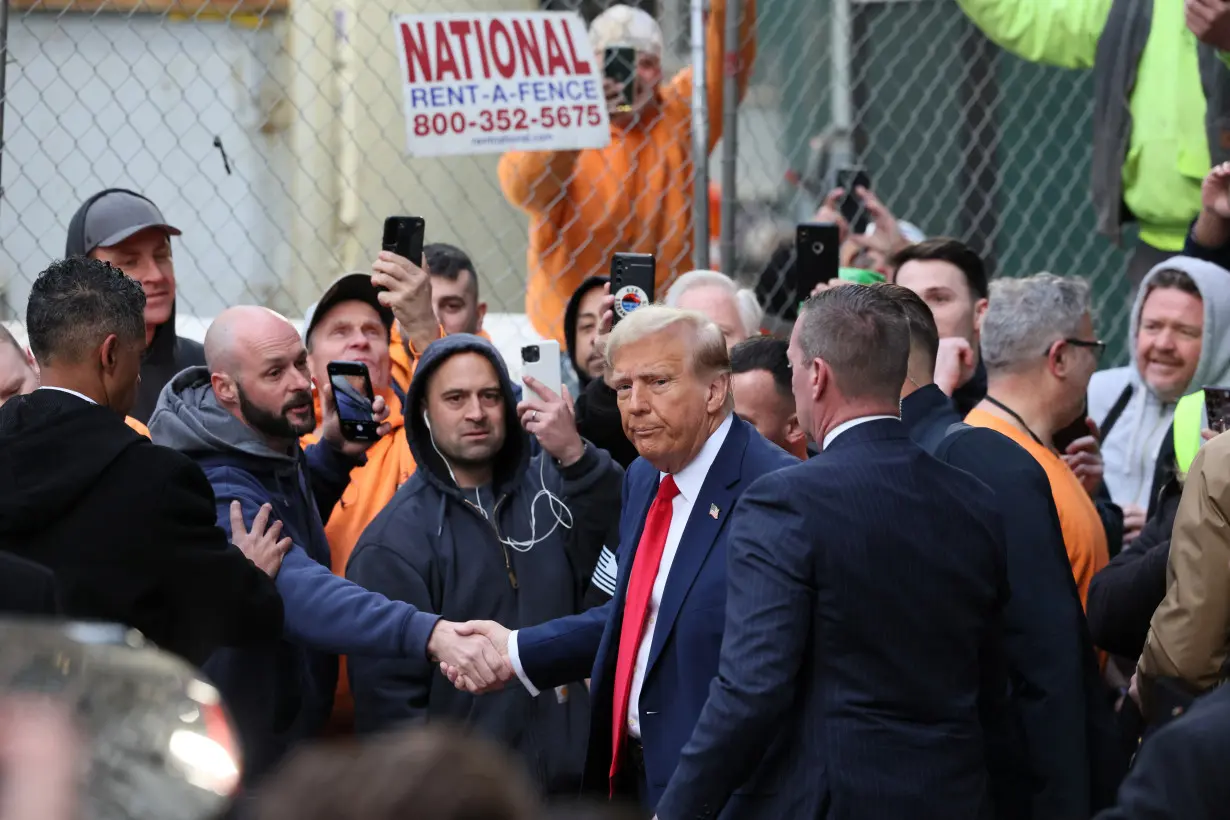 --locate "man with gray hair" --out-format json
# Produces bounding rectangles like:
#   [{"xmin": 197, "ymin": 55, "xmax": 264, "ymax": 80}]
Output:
[
  {"xmin": 664, "ymin": 270, "xmax": 764, "ymax": 349},
  {"xmin": 966, "ymin": 273, "xmax": 1111, "ymax": 607},
  {"xmin": 498, "ymin": 1, "xmax": 758, "ymax": 344},
  {"xmin": 654, "ymin": 284, "xmax": 1018, "ymax": 819},
  {"xmin": 441, "ymin": 304, "xmax": 797, "ymax": 812}
]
